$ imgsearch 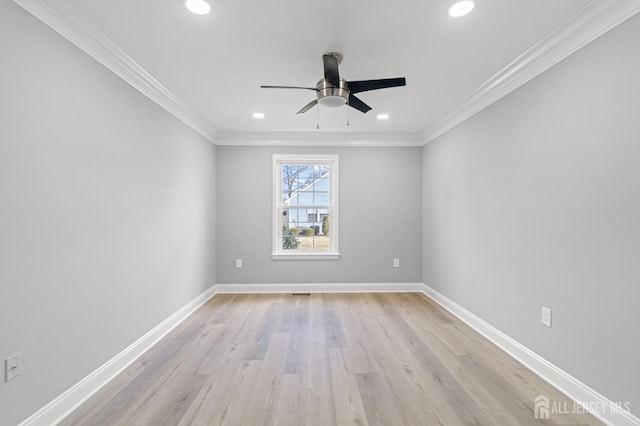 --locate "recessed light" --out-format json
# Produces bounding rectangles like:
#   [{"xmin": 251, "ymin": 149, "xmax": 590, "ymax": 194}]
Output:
[
  {"xmin": 377, "ymin": 114, "xmax": 390, "ymax": 120},
  {"xmin": 184, "ymin": 0, "xmax": 211, "ymax": 15},
  {"xmin": 252, "ymin": 112, "xmax": 265, "ymax": 119},
  {"xmin": 448, "ymin": 0, "xmax": 475, "ymax": 17}
]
